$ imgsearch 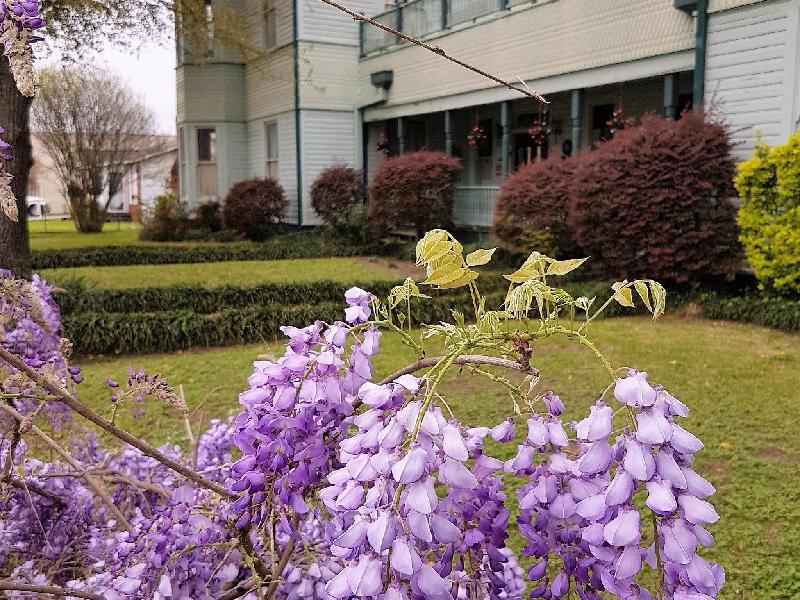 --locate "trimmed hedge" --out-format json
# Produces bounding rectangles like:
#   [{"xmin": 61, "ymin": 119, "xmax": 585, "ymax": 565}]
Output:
[
  {"xmin": 54, "ymin": 276, "xmax": 514, "ymax": 316},
  {"xmin": 32, "ymin": 236, "xmax": 390, "ymax": 269},
  {"xmin": 63, "ymin": 292, "xmax": 505, "ymax": 355},
  {"xmin": 697, "ymin": 293, "xmax": 800, "ymax": 332}
]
